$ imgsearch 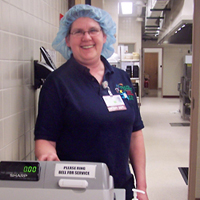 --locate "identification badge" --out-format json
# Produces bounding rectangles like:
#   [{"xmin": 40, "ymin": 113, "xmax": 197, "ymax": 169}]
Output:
[{"xmin": 103, "ymin": 95, "xmax": 127, "ymax": 112}]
